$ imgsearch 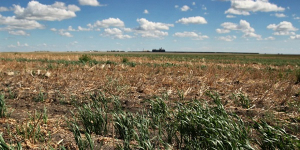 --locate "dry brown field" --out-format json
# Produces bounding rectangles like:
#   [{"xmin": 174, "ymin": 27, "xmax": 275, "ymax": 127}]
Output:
[{"xmin": 0, "ymin": 52, "xmax": 299, "ymax": 149}]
